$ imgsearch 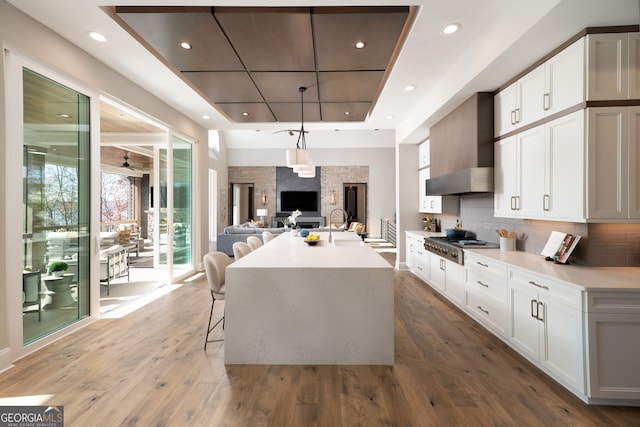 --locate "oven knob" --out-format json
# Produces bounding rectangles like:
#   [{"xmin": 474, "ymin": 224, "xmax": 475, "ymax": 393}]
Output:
[{"xmin": 451, "ymin": 252, "xmax": 457, "ymax": 258}]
